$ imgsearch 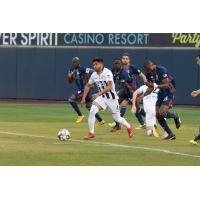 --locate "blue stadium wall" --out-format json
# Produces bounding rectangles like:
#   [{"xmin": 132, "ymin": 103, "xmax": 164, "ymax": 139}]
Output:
[{"xmin": 0, "ymin": 47, "xmax": 199, "ymax": 105}]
